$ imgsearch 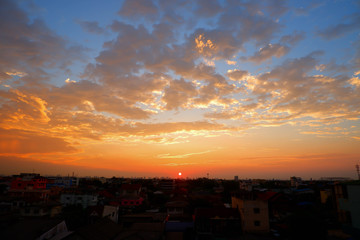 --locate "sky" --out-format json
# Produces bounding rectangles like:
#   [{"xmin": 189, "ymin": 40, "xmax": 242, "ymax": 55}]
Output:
[{"xmin": 0, "ymin": 0, "xmax": 360, "ymax": 180}]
